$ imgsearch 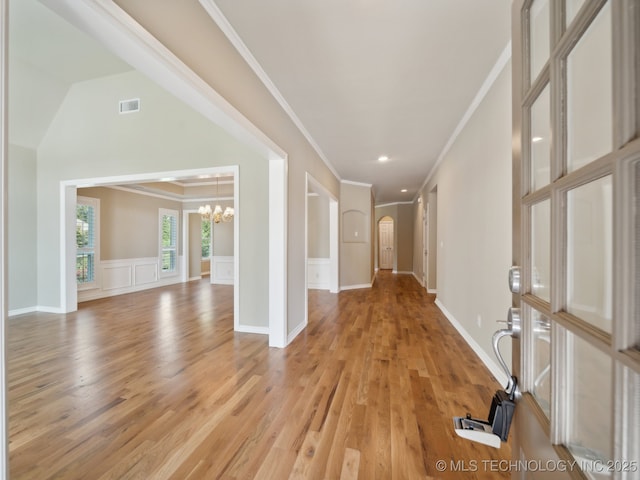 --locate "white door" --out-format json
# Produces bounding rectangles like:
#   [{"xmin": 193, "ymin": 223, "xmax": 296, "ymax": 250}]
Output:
[
  {"xmin": 512, "ymin": 1, "xmax": 639, "ymax": 479},
  {"xmin": 379, "ymin": 219, "xmax": 394, "ymax": 270}
]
